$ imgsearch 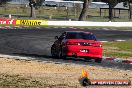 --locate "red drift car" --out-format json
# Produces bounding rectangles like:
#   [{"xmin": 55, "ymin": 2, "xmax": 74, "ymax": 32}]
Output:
[{"xmin": 51, "ymin": 31, "xmax": 103, "ymax": 63}]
